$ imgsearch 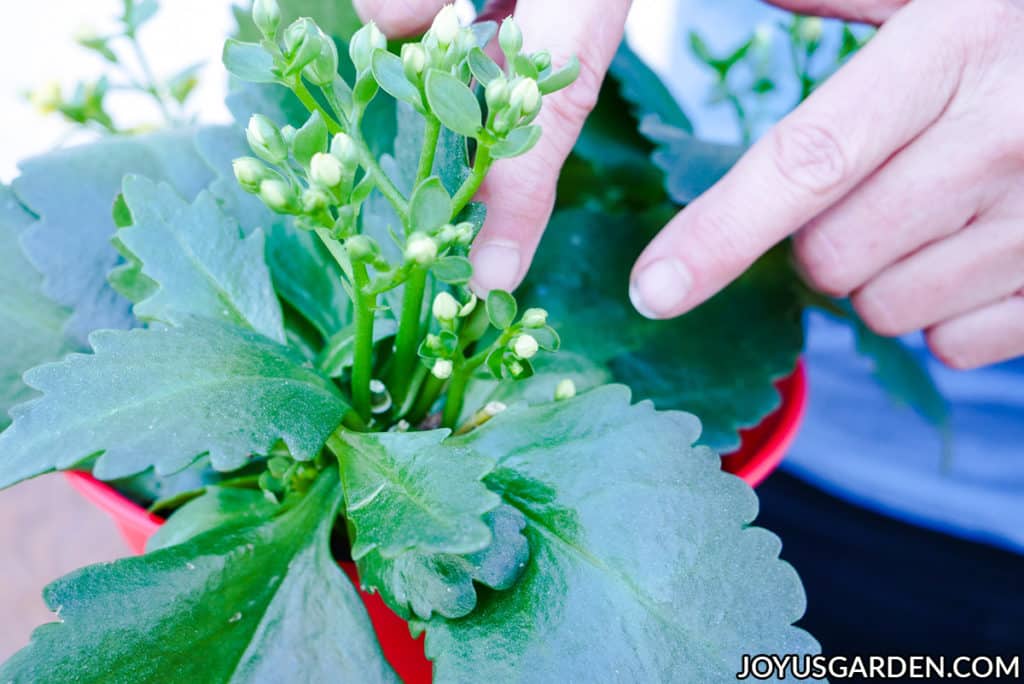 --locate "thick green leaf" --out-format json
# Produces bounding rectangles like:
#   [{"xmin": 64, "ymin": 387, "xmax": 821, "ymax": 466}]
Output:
[
  {"xmin": 490, "ymin": 125, "xmax": 542, "ymax": 160},
  {"xmin": 11, "ymin": 131, "xmax": 214, "ymax": 343},
  {"xmin": 410, "ymin": 177, "xmax": 452, "ymax": 233},
  {"xmin": 372, "ymin": 49, "xmax": 421, "ymax": 107},
  {"xmin": 147, "ymin": 486, "xmax": 278, "ymax": 552},
  {"xmin": 432, "ymin": 255, "xmax": 473, "ymax": 285},
  {"xmin": 641, "ymin": 115, "xmax": 744, "ymax": 204},
  {"xmin": 223, "ymin": 39, "xmax": 278, "ymax": 84},
  {"xmin": 357, "ymin": 504, "xmax": 529, "ymax": 621},
  {"xmin": 1, "ymin": 469, "xmax": 397, "ymax": 684},
  {"xmin": 521, "ymin": 208, "xmax": 803, "ymax": 450},
  {"xmin": 423, "ymin": 386, "xmax": 818, "ymax": 680},
  {"xmin": 0, "ymin": 319, "xmax": 348, "ymax": 488},
  {"xmin": 610, "ymin": 41, "xmax": 693, "ymax": 134},
  {"xmin": 0, "ymin": 187, "xmax": 72, "ymax": 427},
  {"xmin": 425, "ymin": 69, "xmax": 483, "ymax": 138},
  {"xmin": 331, "ymin": 429, "xmax": 499, "ymax": 560},
  {"xmin": 119, "ymin": 176, "xmax": 285, "ymax": 343},
  {"xmin": 195, "ymin": 126, "xmax": 352, "ymax": 339},
  {"xmin": 467, "ymin": 48, "xmax": 502, "ymax": 86},
  {"xmin": 486, "ymin": 290, "xmax": 517, "ymax": 329}
]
